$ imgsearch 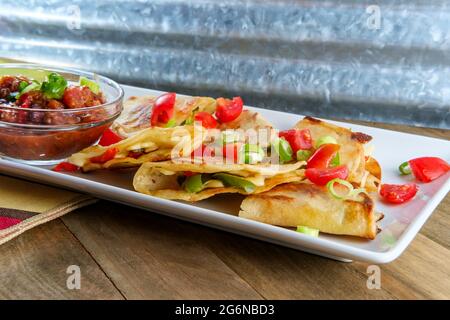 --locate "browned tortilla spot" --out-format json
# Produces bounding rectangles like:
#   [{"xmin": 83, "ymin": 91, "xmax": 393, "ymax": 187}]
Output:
[
  {"xmin": 356, "ymin": 193, "xmax": 375, "ymax": 214},
  {"xmin": 255, "ymin": 194, "xmax": 295, "ymax": 202},
  {"xmin": 303, "ymin": 116, "xmax": 322, "ymax": 123},
  {"xmin": 351, "ymin": 132, "xmax": 372, "ymax": 144}
]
